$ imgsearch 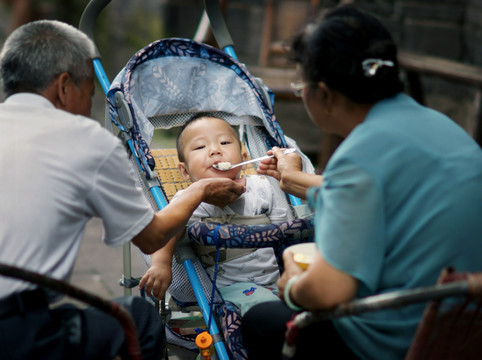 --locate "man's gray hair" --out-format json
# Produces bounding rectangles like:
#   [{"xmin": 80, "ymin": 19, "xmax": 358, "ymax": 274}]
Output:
[{"xmin": 0, "ymin": 20, "xmax": 96, "ymax": 96}]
